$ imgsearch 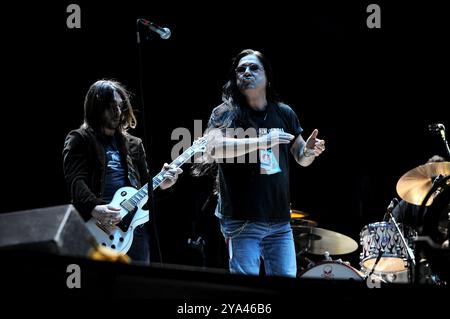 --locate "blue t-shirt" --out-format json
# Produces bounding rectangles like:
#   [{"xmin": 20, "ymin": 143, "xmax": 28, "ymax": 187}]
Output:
[{"xmin": 102, "ymin": 136, "xmax": 128, "ymax": 202}]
